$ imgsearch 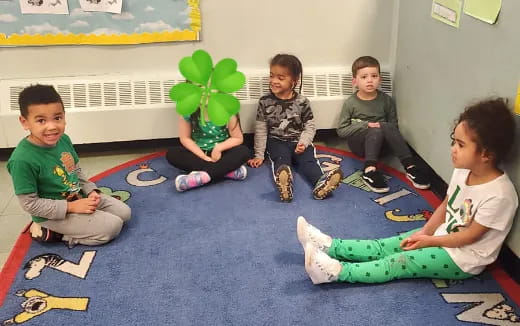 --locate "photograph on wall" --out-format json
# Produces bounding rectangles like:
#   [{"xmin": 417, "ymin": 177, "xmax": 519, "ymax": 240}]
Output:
[
  {"xmin": 19, "ymin": 0, "xmax": 69, "ymax": 15},
  {"xmin": 79, "ymin": 0, "xmax": 123, "ymax": 14},
  {"xmin": 431, "ymin": 0, "xmax": 462, "ymax": 28},
  {"xmin": 0, "ymin": 0, "xmax": 200, "ymax": 46}
]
